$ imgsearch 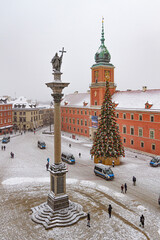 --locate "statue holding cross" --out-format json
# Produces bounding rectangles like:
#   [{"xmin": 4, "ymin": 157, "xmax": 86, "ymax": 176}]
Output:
[{"xmin": 51, "ymin": 47, "xmax": 66, "ymax": 72}]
